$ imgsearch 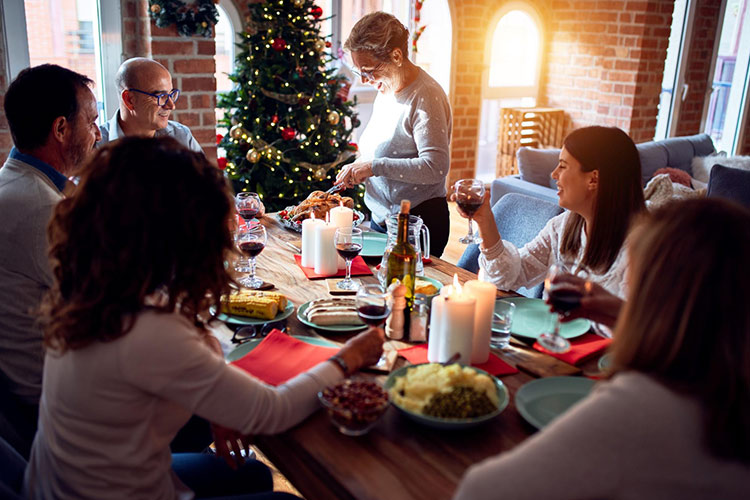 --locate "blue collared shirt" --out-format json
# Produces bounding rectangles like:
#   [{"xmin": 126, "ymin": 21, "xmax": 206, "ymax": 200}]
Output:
[{"xmin": 9, "ymin": 147, "xmax": 68, "ymax": 192}]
